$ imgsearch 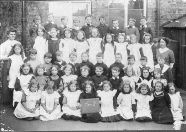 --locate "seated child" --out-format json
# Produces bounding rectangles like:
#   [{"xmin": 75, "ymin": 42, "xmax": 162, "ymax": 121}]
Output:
[
  {"xmin": 92, "ymin": 67, "xmax": 107, "ymax": 91},
  {"xmin": 117, "ymin": 81, "xmax": 135, "ymax": 120},
  {"xmin": 79, "ymin": 81, "xmax": 101, "ymax": 123},
  {"xmin": 62, "ymin": 80, "xmax": 82, "ymax": 120},
  {"xmin": 40, "ymin": 81, "xmax": 63, "ymax": 121},
  {"xmin": 14, "ymin": 79, "xmax": 41, "ymax": 120},
  {"xmin": 42, "ymin": 52, "xmax": 53, "ymax": 76},
  {"xmin": 139, "ymin": 56, "xmax": 153, "ymax": 77},
  {"xmin": 151, "ymin": 81, "xmax": 174, "ymax": 124},
  {"xmin": 77, "ymin": 65, "xmax": 92, "ymax": 91},
  {"xmin": 93, "ymin": 52, "xmax": 108, "ymax": 76}
]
